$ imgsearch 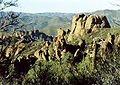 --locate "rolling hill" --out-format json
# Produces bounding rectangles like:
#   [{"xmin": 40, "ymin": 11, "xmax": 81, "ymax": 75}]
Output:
[{"xmin": 3, "ymin": 9, "xmax": 120, "ymax": 36}]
